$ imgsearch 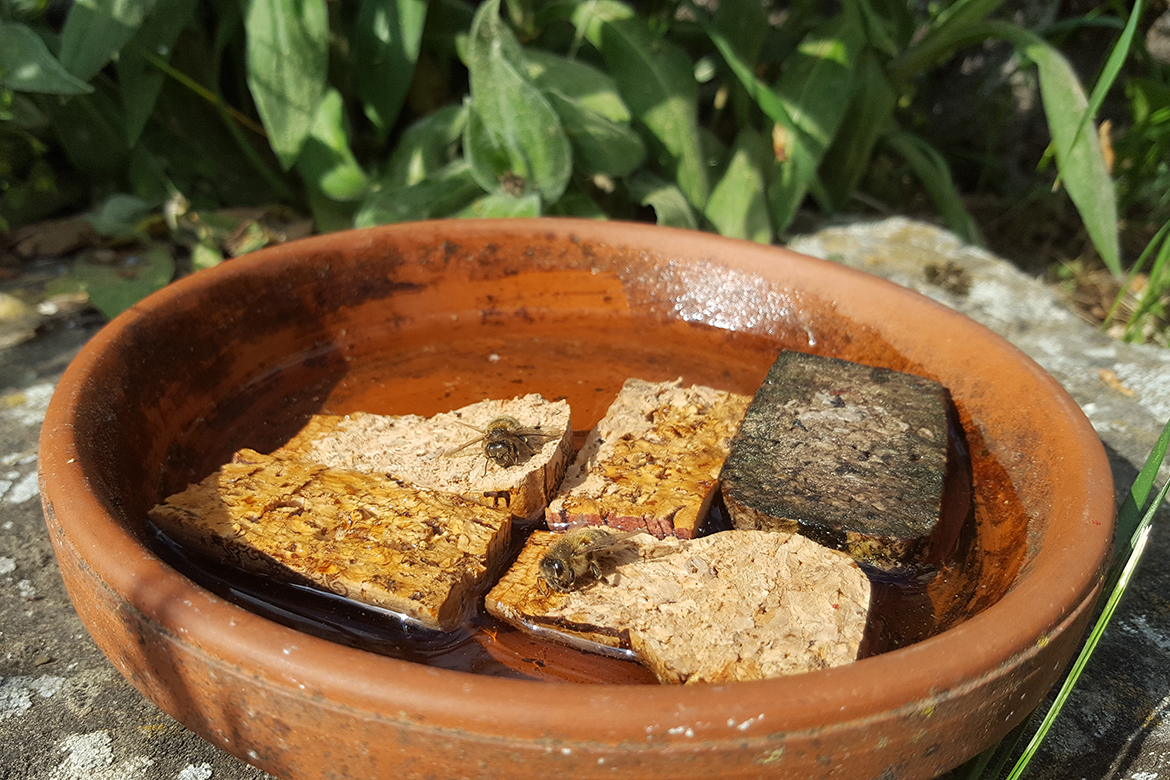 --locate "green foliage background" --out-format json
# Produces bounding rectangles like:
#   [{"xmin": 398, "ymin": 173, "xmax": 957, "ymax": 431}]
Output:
[{"xmin": 0, "ymin": 0, "xmax": 1160, "ymax": 281}]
